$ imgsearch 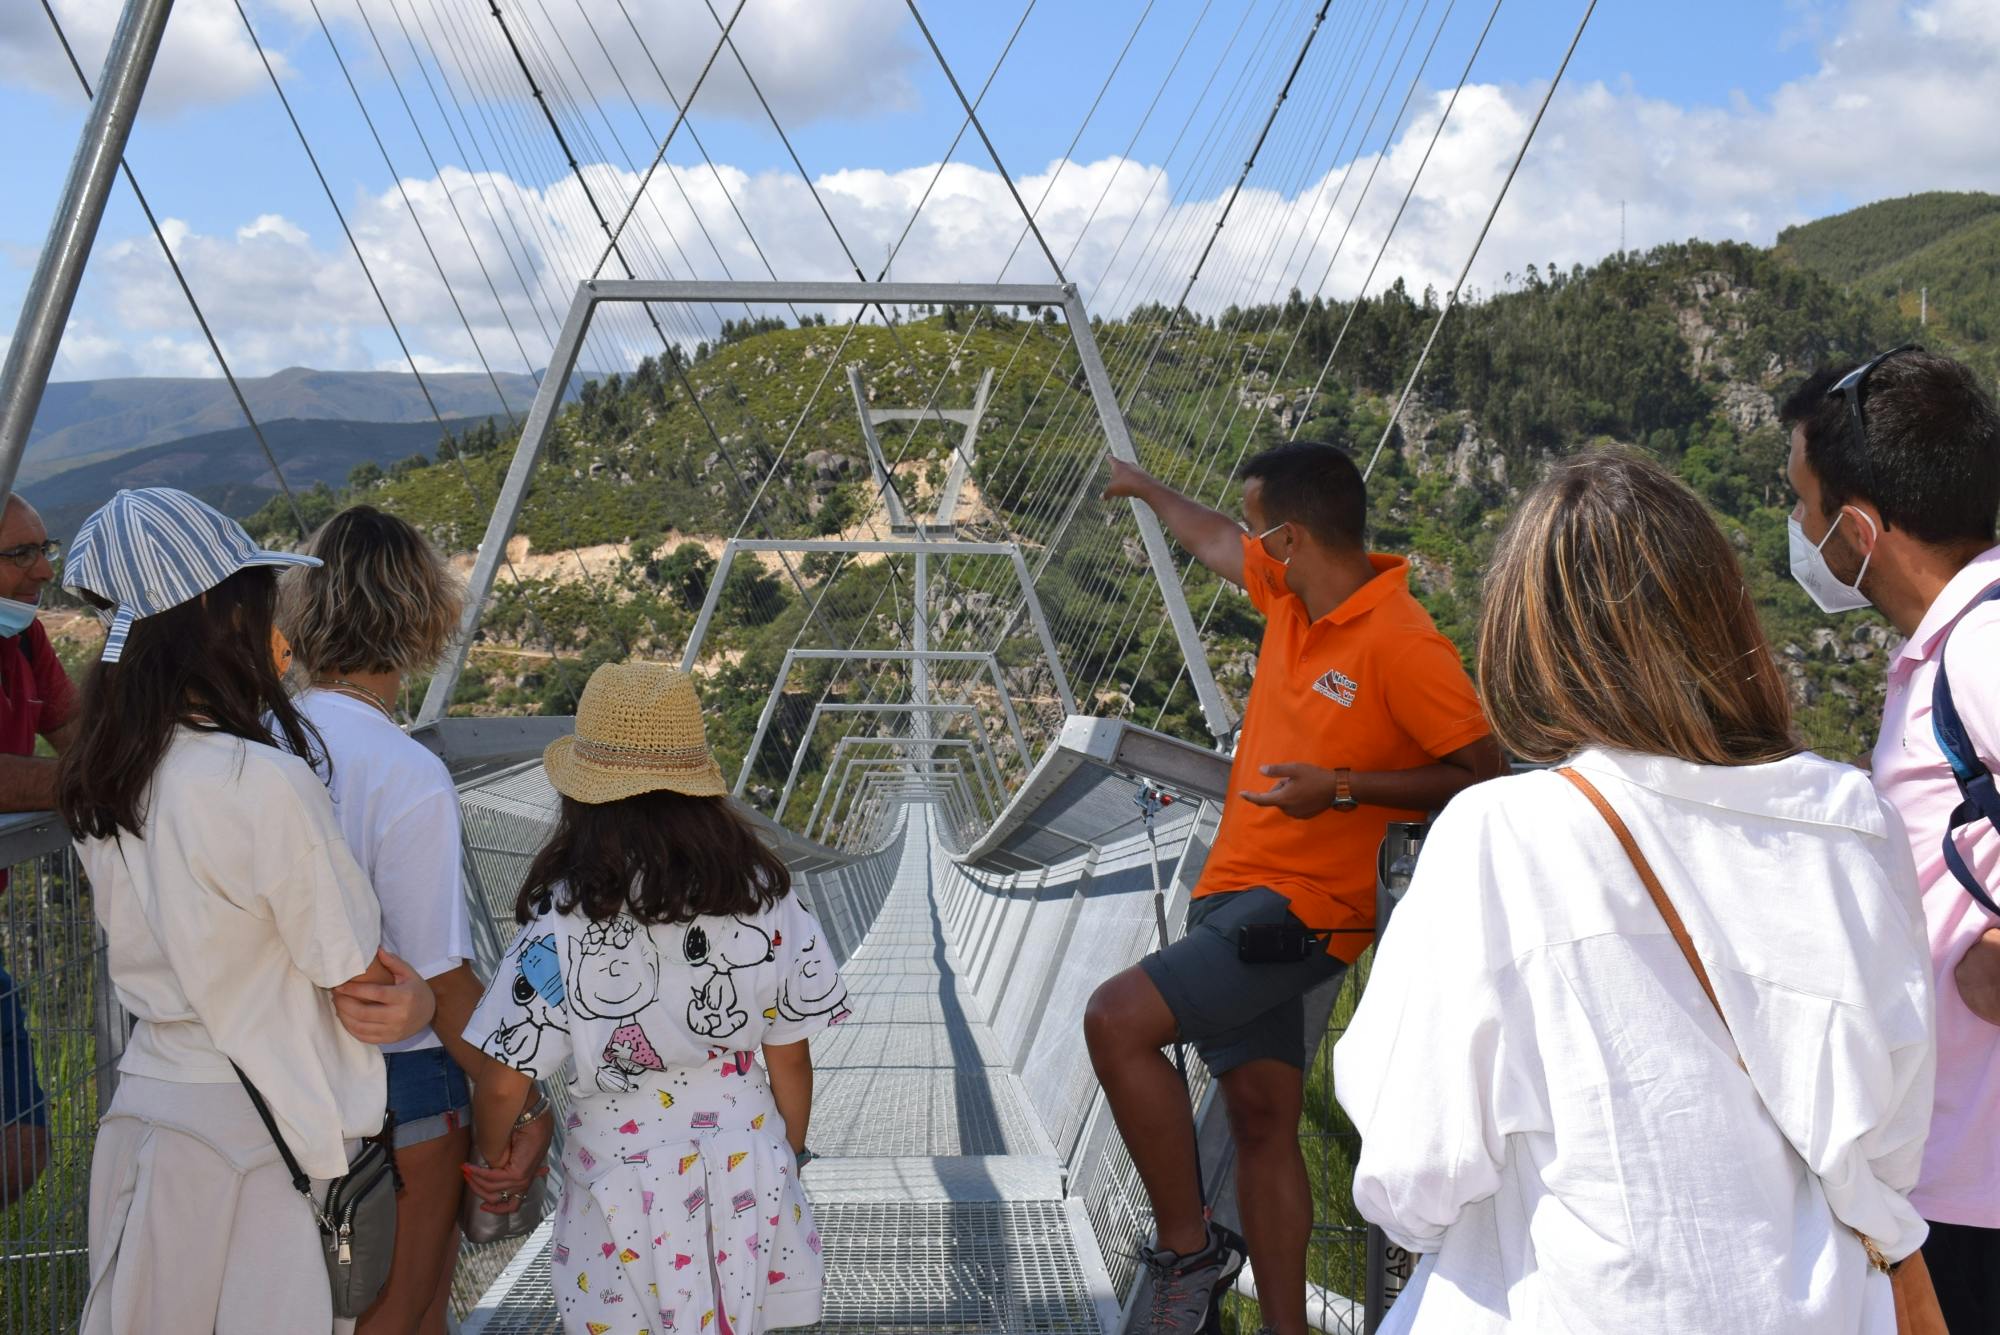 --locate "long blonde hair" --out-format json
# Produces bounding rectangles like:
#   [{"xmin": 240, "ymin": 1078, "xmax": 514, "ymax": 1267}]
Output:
[
  {"xmin": 1477, "ymin": 450, "xmax": 1796, "ymax": 766},
  {"xmin": 279, "ymin": 506, "xmax": 463, "ymax": 676}
]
